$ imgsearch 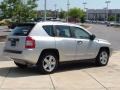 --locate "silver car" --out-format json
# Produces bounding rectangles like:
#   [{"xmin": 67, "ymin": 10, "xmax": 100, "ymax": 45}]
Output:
[{"xmin": 3, "ymin": 22, "xmax": 112, "ymax": 73}]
